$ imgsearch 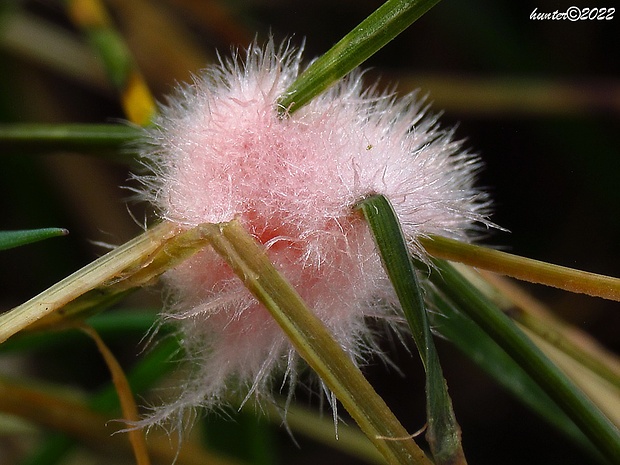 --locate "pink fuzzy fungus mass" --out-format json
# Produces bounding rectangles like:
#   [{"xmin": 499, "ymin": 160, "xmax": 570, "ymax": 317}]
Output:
[{"xmin": 137, "ymin": 40, "xmax": 490, "ymax": 423}]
